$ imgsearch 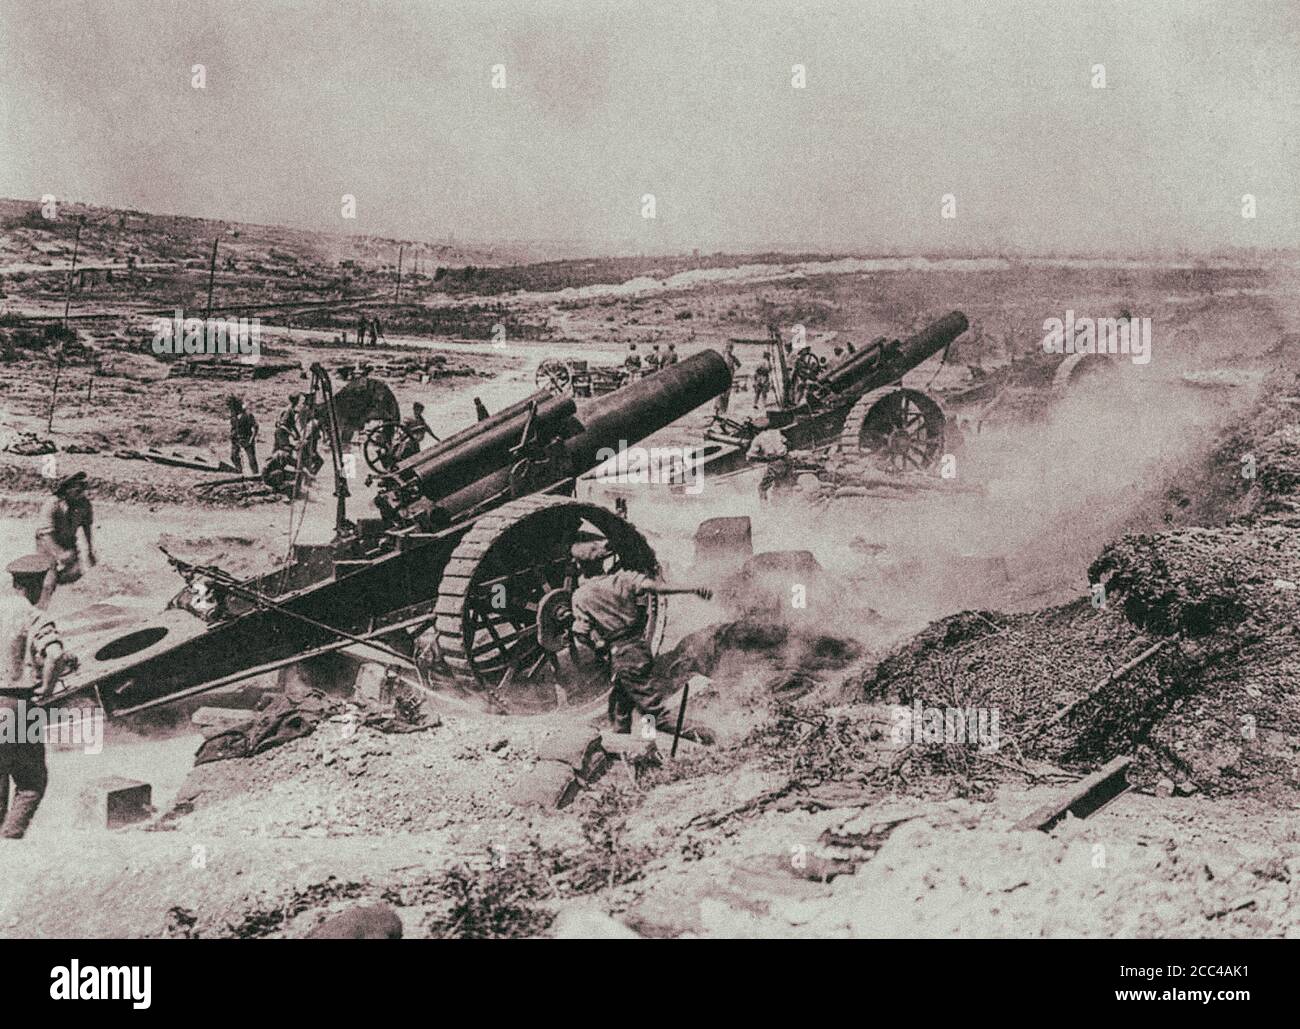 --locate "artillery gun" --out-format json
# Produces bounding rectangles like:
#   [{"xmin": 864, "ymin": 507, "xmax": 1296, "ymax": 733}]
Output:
[
  {"xmin": 707, "ymin": 311, "xmax": 968, "ymax": 474},
  {"xmin": 45, "ymin": 352, "xmax": 732, "ymax": 717}
]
